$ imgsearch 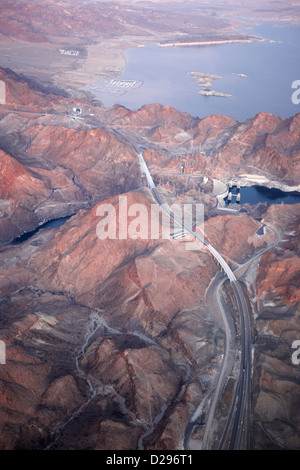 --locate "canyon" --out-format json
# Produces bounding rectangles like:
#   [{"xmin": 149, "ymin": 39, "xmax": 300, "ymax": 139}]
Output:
[
  {"xmin": 0, "ymin": 0, "xmax": 299, "ymax": 451},
  {"xmin": 0, "ymin": 66, "xmax": 299, "ymax": 450}
]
